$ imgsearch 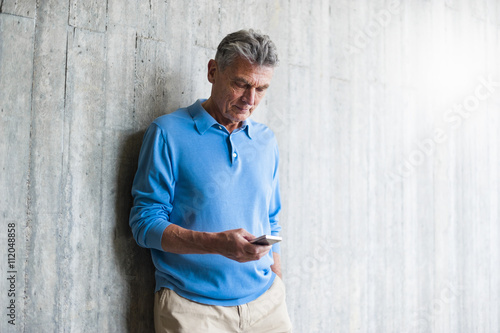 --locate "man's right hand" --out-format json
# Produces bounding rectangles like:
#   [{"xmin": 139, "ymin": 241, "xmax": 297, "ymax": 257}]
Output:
[
  {"xmin": 161, "ymin": 224, "xmax": 271, "ymax": 263},
  {"xmin": 216, "ymin": 228, "xmax": 272, "ymax": 263}
]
